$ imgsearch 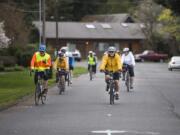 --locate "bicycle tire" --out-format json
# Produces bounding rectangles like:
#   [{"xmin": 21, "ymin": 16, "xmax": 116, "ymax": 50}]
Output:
[
  {"xmin": 35, "ymin": 84, "xmax": 40, "ymax": 105},
  {"xmin": 109, "ymin": 84, "xmax": 114, "ymax": 105},
  {"xmin": 41, "ymin": 94, "xmax": 46, "ymax": 104},
  {"xmin": 67, "ymin": 73, "xmax": 70, "ymax": 86},
  {"xmin": 126, "ymin": 72, "xmax": 130, "ymax": 92},
  {"xmin": 59, "ymin": 76, "xmax": 65, "ymax": 95}
]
